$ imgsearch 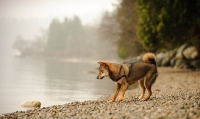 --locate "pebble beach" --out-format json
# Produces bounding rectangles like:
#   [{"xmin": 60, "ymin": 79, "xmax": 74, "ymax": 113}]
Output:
[{"xmin": 1, "ymin": 67, "xmax": 200, "ymax": 119}]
